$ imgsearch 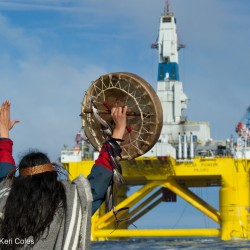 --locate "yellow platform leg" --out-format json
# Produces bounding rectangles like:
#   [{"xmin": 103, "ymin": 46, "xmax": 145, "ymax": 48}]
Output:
[{"xmin": 220, "ymin": 160, "xmax": 250, "ymax": 240}]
